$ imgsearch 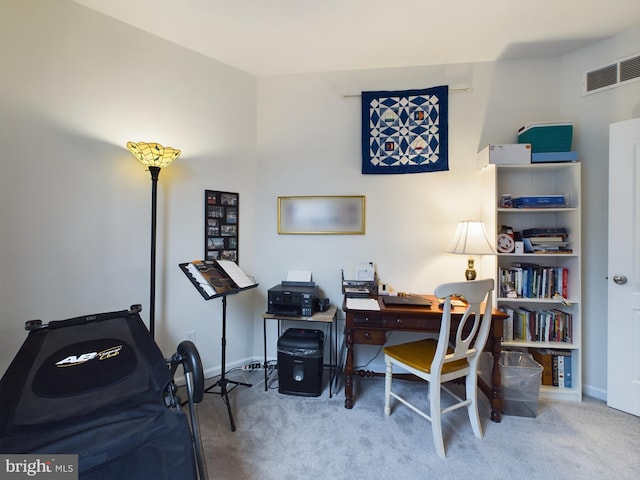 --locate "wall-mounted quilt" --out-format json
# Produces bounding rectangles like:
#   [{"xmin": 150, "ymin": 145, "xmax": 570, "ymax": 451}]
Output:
[{"xmin": 361, "ymin": 85, "xmax": 448, "ymax": 174}]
